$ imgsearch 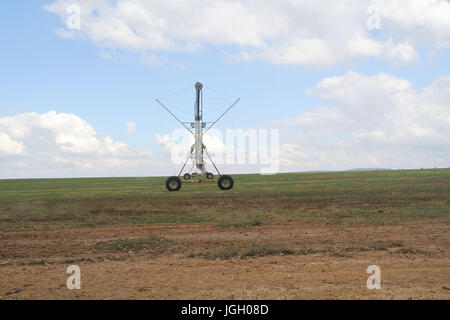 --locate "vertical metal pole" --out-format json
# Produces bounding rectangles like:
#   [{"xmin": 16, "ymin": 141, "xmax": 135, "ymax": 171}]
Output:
[{"xmin": 194, "ymin": 82, "xmax": 205, "ymax": 172}]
